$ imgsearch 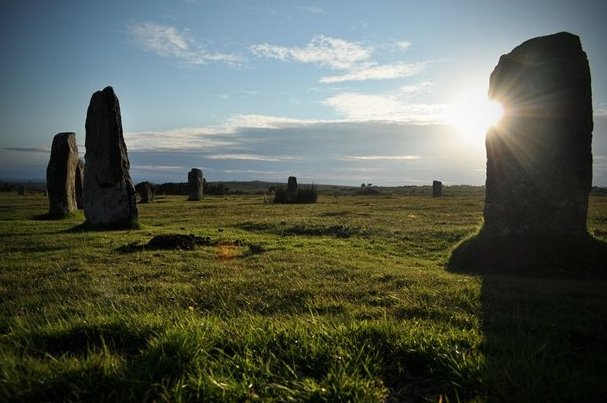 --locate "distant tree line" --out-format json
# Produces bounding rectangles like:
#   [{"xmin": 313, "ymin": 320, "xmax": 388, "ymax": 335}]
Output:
[
  {"xmin": 271, "ymin": 184, "xmax": 318, "ymax": 204},
  {"xmin": 0, "ymin": 182, "xmax": 45, "ymax": 193},
  {"xmin": 155, "ymin": 179, "xmax": 229, "ymax": 195}
]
